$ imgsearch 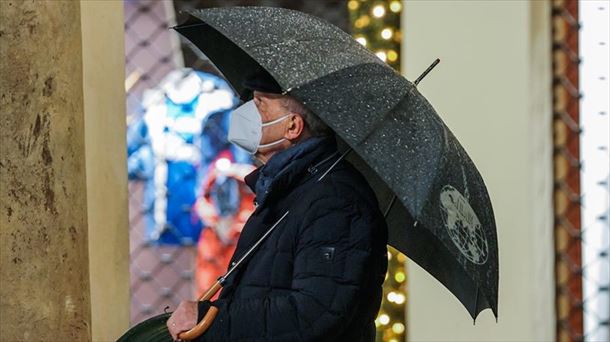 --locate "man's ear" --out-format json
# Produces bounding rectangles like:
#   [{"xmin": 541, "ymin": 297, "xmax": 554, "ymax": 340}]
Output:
[{"xmin": 284, "ymin": 114, "xmax": 305, "ymax": 140}]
